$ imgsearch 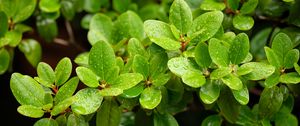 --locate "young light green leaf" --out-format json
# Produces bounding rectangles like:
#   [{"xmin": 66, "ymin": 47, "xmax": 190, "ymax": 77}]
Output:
[
  {"xmin": 229, "ymin": 33, "xmax": 250, "ymax": 64},
  {"xmin": 88, "ymin": 14, "xmax": 112, "ymax": 44},
  {"xmin": 264, "ymin": 47, "xmax": 281, "ymax": 68},
  {"xmin": 0, "ymin": 0, "xmax": 36, "ymax": 23},
  {"xmin": 99, "ymin": 88, "xmax": 123, "ymax": 96},
  {"xmin": 283, "ymin": 49, "xmax": 299, "ymax": 69},
  {"xmin": 72, "ymin": 88, "xmax": 103, "ymax": 115},
  {"xmin": 34, "ymin": 118, "xmax": 58, "ymax": 126},
  {"xmin": 37, "ymin": 62, "xmax": 55, "ymax": 84},
  {"xmin": 144, "ymin": 20, "xmax": 180, "ymax": 50},
  {"xmin": 55, "ymin": 57, "xmax": 72, "ymax": 86},
  {"xmin": 51, "ymin": 97, "xmax": 76, "ymax": 116},
  {"xmin": 121, "ymin": 84, "xmax": 144, "ymax": 98},
  {"xmin": 74, "ymin": 52, "xmax": 89, "ymax": 66},
  {"xmin": 133, "ymin": 55, "xmax": 149, "ymax": 78},
  {"xmin": 294, "ymin": 63, "xmax": 300, "ymax": 75},
  {"xmin": 258, "ymin": 86, "xmax": 283, "ymax": 119},
  {"xmin": 39, "ymin": 0, "xmax": 60, "ymax": 13},
  {"xmin": 111, "ymin": 73, "xmax": 144, "ymax": 90},
  {"xmin": 209, "ymin": 38, "xmax": 229, "ymax": 67},
  {"xmin": 167, "ymin": 57, "xmax": 198, "ymax": 77},
  {"xmin": 233, "ymin": 15, "xmax": 254, "ymax": 31},
  {"xmin": 195, "ymin": 42, "xmax": 212, "ymax": 68},
  {"xmin": 272, "ymin": 33, "xmax": 293, "ymax": 63},
  {"xmin": 10, "ymin": 73, "xmax": 45, "ymax": 107},
  {"xmin": 96, "ymin": 99, "xmax": 121, "ymax": 126},
  {"xmin": 200, "ymin": 0, "xmax": 225, "ymax": 11},
  {"xmin": 201, "ymin": 115, "xmax": 222, "ymax": 126},
  {"xmin": 139, "ymin": 87, "xmax": 162, "ymax": 109},
  {"xmin": 67, "ymin": 114, "xmax": 89, "ymax": 126},
  {"xmin": 240, "ymin": 0, "xmax": 258, "ymax": 14},
  {"xmin": 199, "ymin": 80, "xmax": 221, "ymax": 104},
  {"xmin": 241, "ymin": 62, "xmax": 275, "ymax": 80},
  {"xmin": 232, "ymin": 85, "xmax": 249, "ymax": 105},
  {"xmin": 0, "ymin": 11, "xmax": 8, "ymax": 37},
  {"xmin": 54, "ymin": 77, "xmax": 79, "ymax": 104},
  {"xmin": 189, "ymin": 11, "xmax": 224, "ymax": 43},
  {"xmin": 127, "ymin": 38, "xmax": 148, "ymax": 57},
  {"xmin": 89, "ymin": 41, "xmax": 116, "ymax": 81},
  {"xmin": 0, "ymin": 48, "xmax": 10, "ymax": 74},
  {"xmin": 43, "ymin": 93, "xmax": 53, "ymax": 110},
  {"xmin": 5, "ymin": 30, "xmax": 22, "ymax": 47},
  {"xmin": 264, "ymin": 72, "xmax": 280, "ymax": 88},
  {"xmin": 227, "ymin": 0, "xmax": 240, "ymax": 10},
  {"xmin": 76, "ymin": 67, "xmax": 99, "ymax": 88},
  {"xmin": 169, "ymin": 0, "xmax": 192, "ymax": 34},
  {"xmin": 182, "ymin": 71, "xmax": 206, "ymax": 88},
  {"xmin": 279, "ymin": 72, "xmax": 300, "ymax": 84},
  {"xmin": 105, "ymin": 66, "xmax": 120, "ymax": 84},
  {"xmin": 221, "ymin": 74, "xmax": 243, "ymax": 90},
  {"xmin": 34, "ymin": 77, "xmax": 52, "ymax": 88},
  {"xmin": 154, "ymin": 113, "xmax": 179, "ymax": 126},
  {"xmin": 17, "ymin": 105, "xmax": 44, "ymax": 118},
  {"xmin": 236, "ymin": 66, "xmax": 252, "ymax": 76},
  {"xmin": 170, "ymin": 25, "xmax": 181, "ymax": 40},
  {"xmin": 210, "ymin": 67, "xmax": 232, "ymax": 79}
]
